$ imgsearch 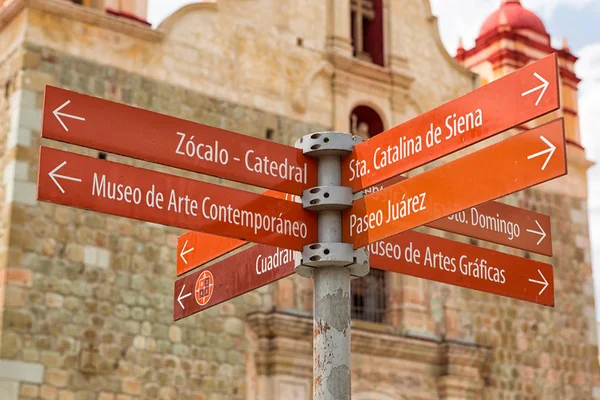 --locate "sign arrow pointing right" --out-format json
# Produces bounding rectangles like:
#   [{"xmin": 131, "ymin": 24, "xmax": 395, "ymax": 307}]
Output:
[
  {"xmin": 180, "ymin": 240, "xmax": 194, "ymax": 265},
  {"xmin": 528, "ymin": 269, "xmax": 549, "ymax": 295},
  {"xmin": 527, "ymin": 135, "xmax": 556, "ymax": 171},
  {"xmin": 526, "ymin": 220, "xmax": 547, "ymax": 245},
  {"xmin": 177, "ymin": 284, "xmax": 192, "ymax": 309},
  {"xmin": 53, "ymin": 100, "xmax": 85, "ymax": 132},
  {"xmin": 521, "ymin": 72, "xmax": 550, "ymax": 106},
  {"xmin": 48, "ymin": 161, "xmax": 82, "ymax": 194}
]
